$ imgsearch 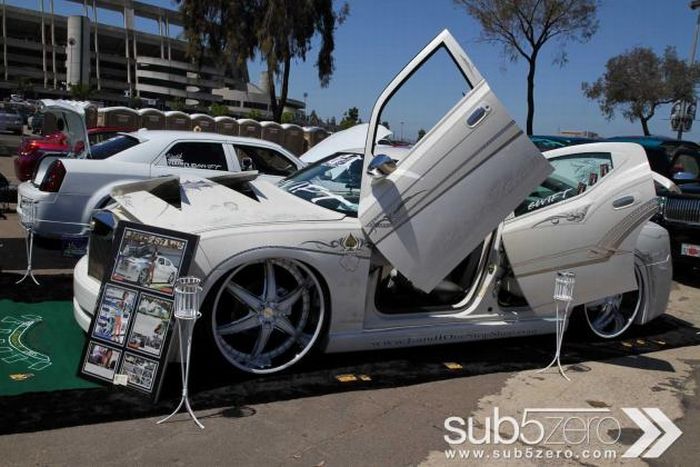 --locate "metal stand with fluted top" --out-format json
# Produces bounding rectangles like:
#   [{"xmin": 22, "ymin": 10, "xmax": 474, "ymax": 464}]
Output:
[
  {"xmin": 158, "ymin": 277, "xmax": 204, "ymax": 429},
  {"xmin": 16, "ymin": 201, "xmax": 39, "ymax": 285},
  {"xmin": 537, "ymin": 271, "xmax": 576, "ymax": 381}
]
